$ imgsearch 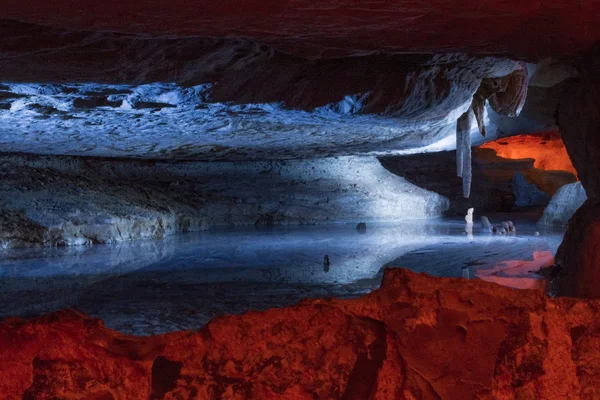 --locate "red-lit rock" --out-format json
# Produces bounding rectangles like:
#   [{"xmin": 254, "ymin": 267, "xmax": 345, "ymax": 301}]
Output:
[
  {"xmin": 2, "ymin": 269, "xmax": 600, "ymax": 399},
  {"xmin": 1, "ymin": 0, "xmax": 599, "ymax": 59},
  {"xmin": 480, "ymin": 132, "xmax": 577, "ymax": 177}
]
